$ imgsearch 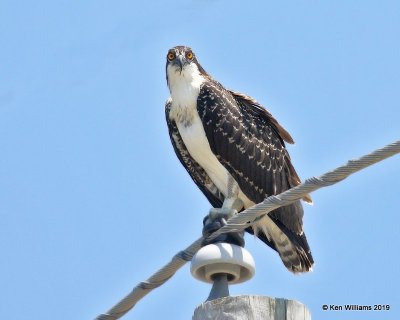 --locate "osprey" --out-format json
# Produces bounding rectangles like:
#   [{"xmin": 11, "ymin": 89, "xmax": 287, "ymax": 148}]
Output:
[{"xmin": 165, "ymin": 46, "xmax": 313, "ymax": 273}]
